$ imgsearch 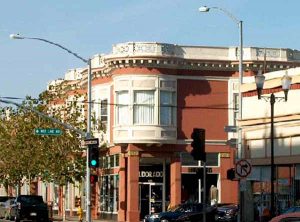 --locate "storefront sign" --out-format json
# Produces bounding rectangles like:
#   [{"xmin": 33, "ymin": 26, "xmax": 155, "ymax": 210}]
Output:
[
  {"xmin": 139, "ymin": 166, "xmax": 164, "ymax": 183},
  {"xmin": 139, "ymin": 171, "xmax": 163, "ymax": 178}
]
